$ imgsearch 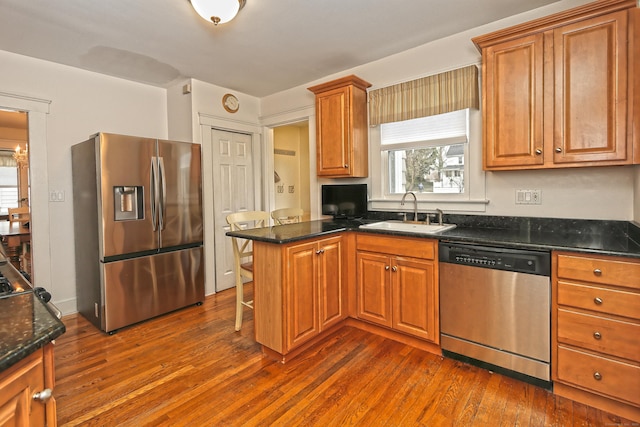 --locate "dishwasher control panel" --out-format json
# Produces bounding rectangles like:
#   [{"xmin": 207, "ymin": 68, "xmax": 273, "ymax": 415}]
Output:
[{"xmin": 439, "ymin": 243, "xmax": 550, "ymax": 276}]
